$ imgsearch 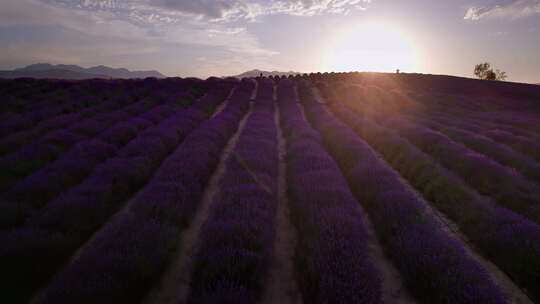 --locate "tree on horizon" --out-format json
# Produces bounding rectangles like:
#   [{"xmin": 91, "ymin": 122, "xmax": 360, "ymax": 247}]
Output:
[{"xmin": 474, "ymin": 62, "xmax": 507, "ymax": 81}]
